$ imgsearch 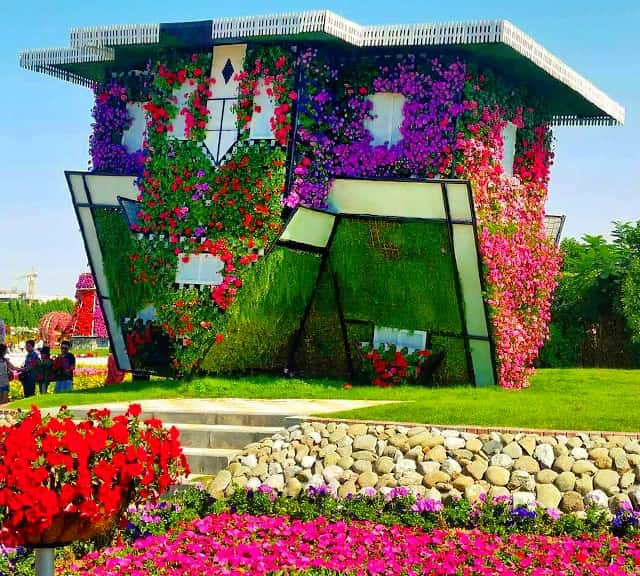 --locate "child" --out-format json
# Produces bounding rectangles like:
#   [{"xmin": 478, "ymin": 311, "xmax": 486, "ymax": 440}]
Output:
[{"xmin": 0, "ymin": 343, "xmax": 18, "ymax": 404}]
